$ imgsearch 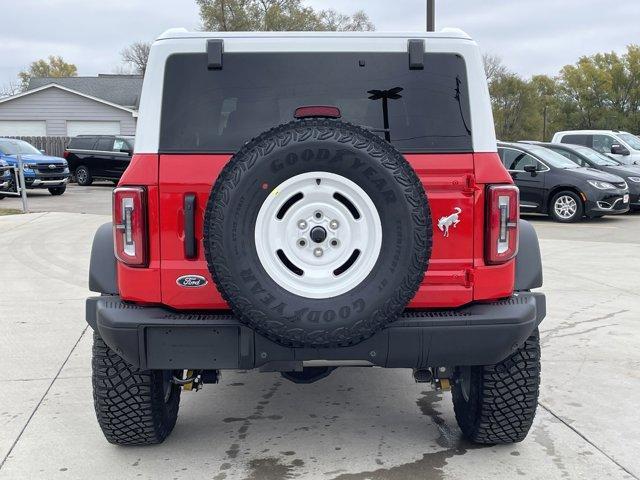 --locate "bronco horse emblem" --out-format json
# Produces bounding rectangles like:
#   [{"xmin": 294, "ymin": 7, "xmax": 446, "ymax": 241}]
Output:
[{"xmin": 438, "ymin": 207, "xmax": 462, "ymax": 237}]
